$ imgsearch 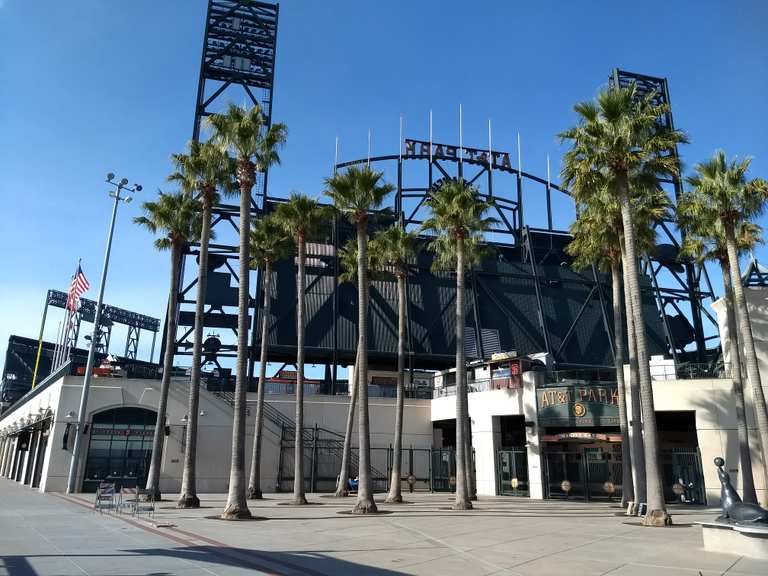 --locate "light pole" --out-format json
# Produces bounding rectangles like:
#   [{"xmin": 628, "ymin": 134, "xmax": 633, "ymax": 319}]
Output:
[{"xmin": 66, "ymin": 173, "xmax": 142, "ymax": 494}]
